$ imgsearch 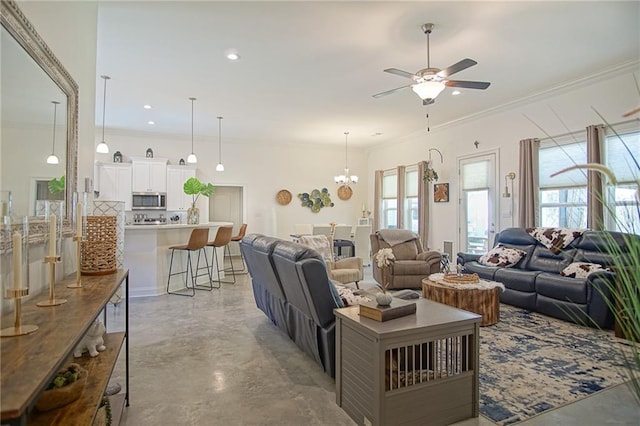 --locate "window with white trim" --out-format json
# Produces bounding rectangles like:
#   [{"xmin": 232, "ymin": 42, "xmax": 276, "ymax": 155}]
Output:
[
  {"xmin": 381, "ymin": 170, "xmax": 397, "ymax": 229},
  {"xmin": 604, "ymin": 129, "xmax": 639, "ymax": 234},
  {"xmin": 538, "ymin": 139, "xmax": 588, "ymax": 228},
  {"xmin": 404, "ymin": 166, "xmax": 419, "ymax": 233}
]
